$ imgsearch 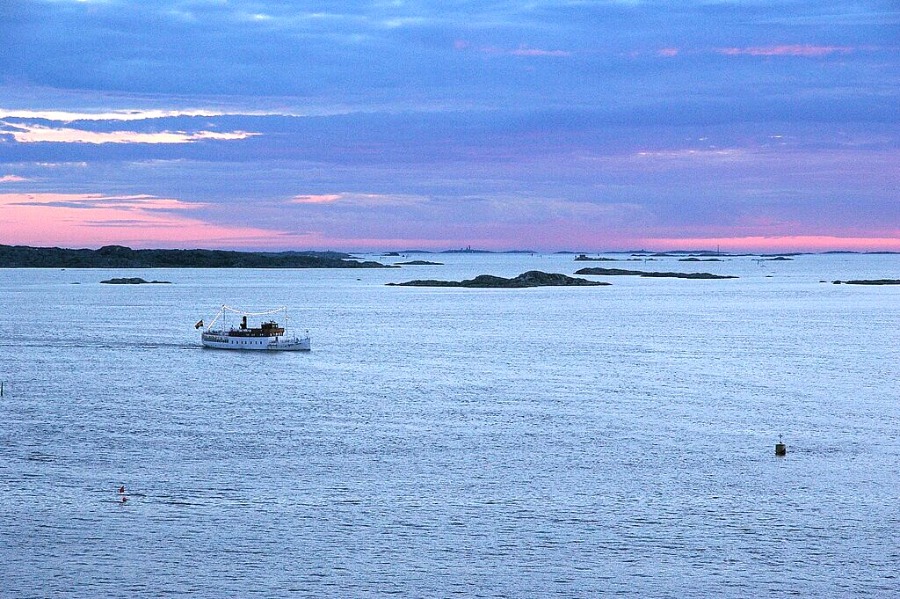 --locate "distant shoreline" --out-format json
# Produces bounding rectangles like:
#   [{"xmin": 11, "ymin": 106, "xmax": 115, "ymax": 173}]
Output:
[
  {"xmin": 0, "ymin": 244, "xmax": 391, "ymax": 268},
  {"xmin": 393, "ymin": 249, "xmax": 899, "ymax": 257},
  {"xmin": 1, "ymin": 244, "xmax": 896, "ymax": 269}
]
